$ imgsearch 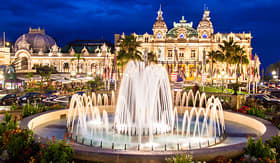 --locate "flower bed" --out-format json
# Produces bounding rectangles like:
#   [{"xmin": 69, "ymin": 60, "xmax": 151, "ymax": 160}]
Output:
[
  {"xmin": 238, "ymin": 105, "xmax": 267, "ymax": 119},
  {"xmin": 0, "ymin": 113, "xmax": 73, "ymax": 162}
]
